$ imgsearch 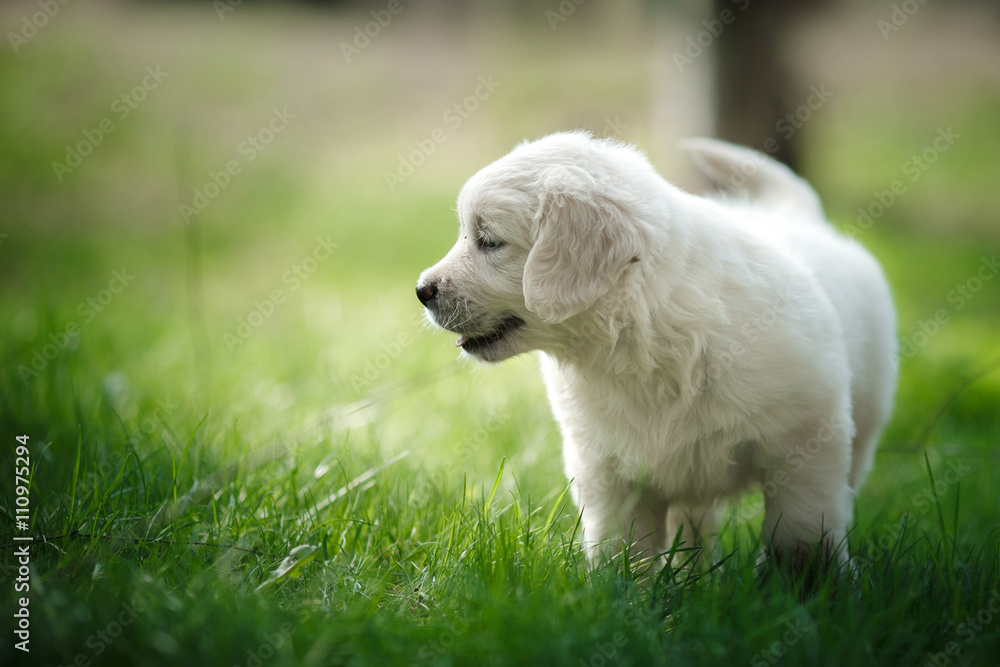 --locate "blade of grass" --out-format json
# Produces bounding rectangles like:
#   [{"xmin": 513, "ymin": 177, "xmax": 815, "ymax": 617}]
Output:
[
  {"xmin": 485, "ymin": 457, "xmax": 506, "ymax": 510},
  {"xmin": 66, "ymin": 425, "xmax": 83, "ymax": 533},
  {"xmin": 924, "ymin": 448, "xmax": 954, "ymax": 578},
  {"xmin": 172, "ymin": 413, "xmax": 207, "ymax": 504}
]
